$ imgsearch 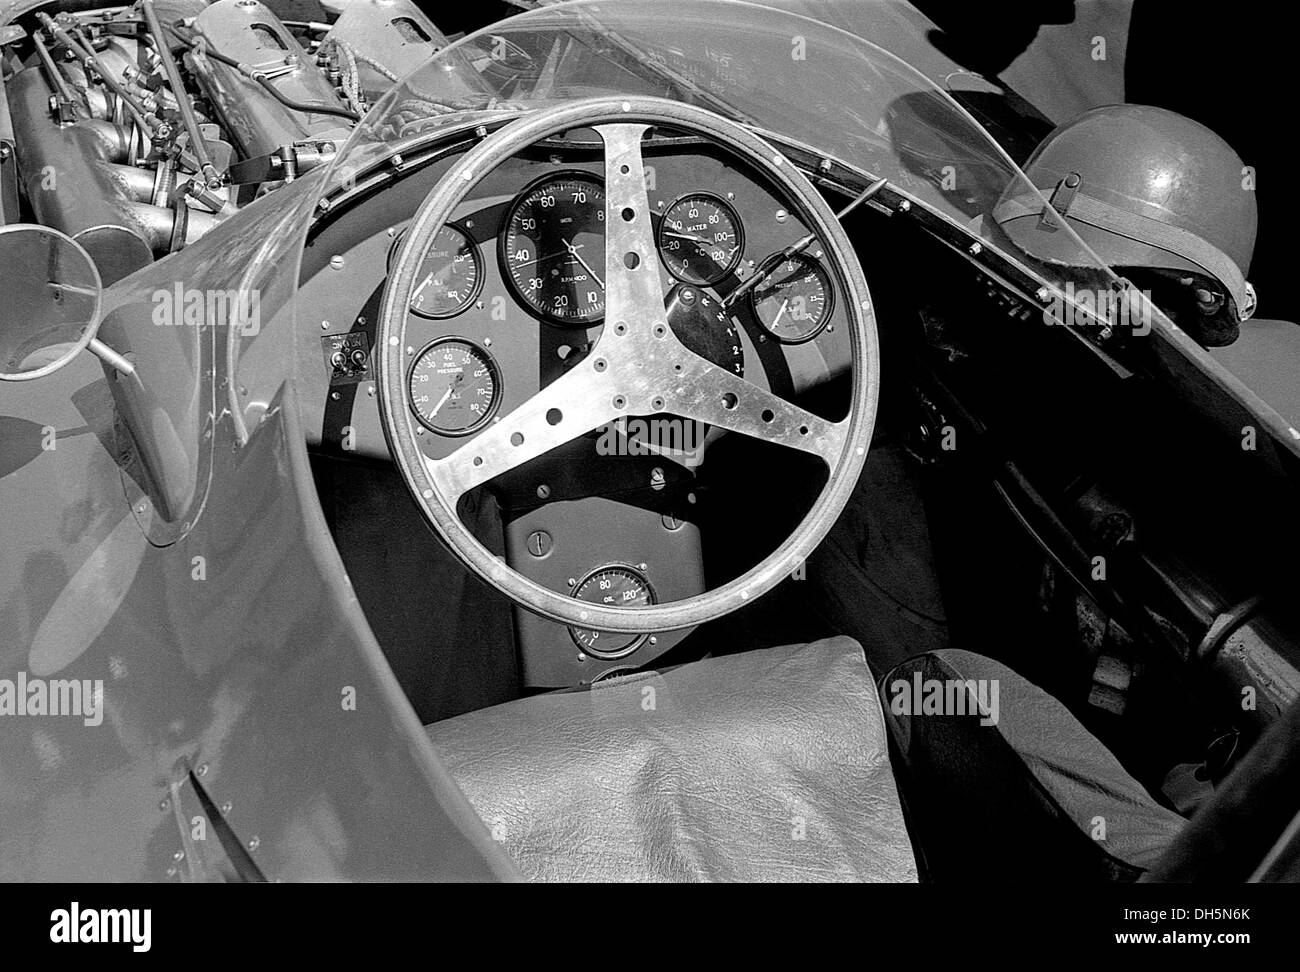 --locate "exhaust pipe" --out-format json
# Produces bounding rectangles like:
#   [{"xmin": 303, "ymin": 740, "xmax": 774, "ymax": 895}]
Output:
[{"xmin": 7, "ymin": 67, "xmax": 216, "ymax": 283}]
